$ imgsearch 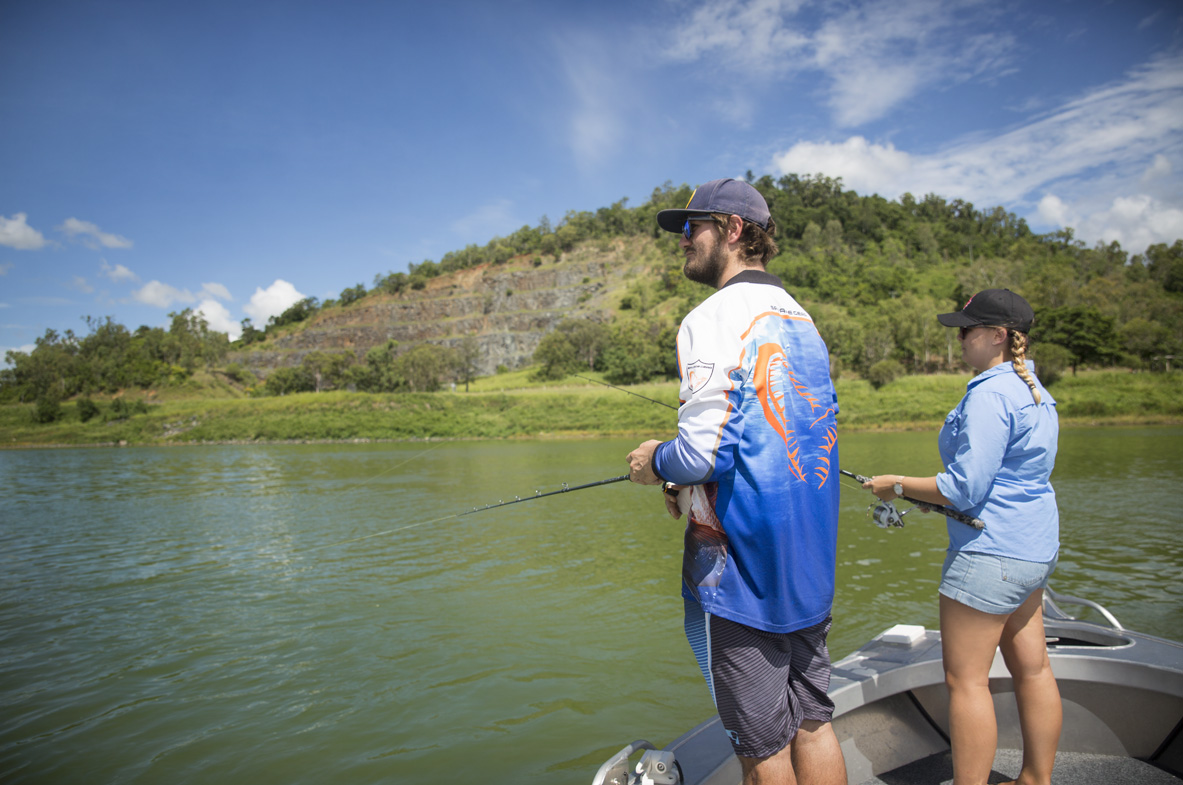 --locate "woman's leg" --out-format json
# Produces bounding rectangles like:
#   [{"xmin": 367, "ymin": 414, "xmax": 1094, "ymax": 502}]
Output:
[
  {"xmin": 997, "ymin": 589, "xmax": 1061, "ymax": 785},
  {"xmin": 940, "ymin": 593, "xmax": 1009, "ymax": 785}
]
